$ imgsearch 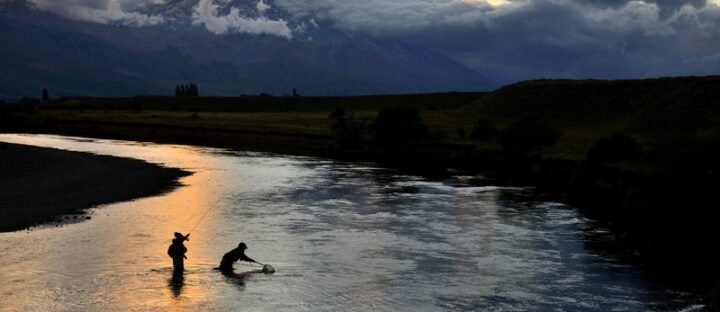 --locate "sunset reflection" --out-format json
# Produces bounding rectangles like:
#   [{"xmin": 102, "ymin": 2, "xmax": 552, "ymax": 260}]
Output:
[{"xmin": 0, "ymin": 135, "xmax": 224, "ymax": 310}]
